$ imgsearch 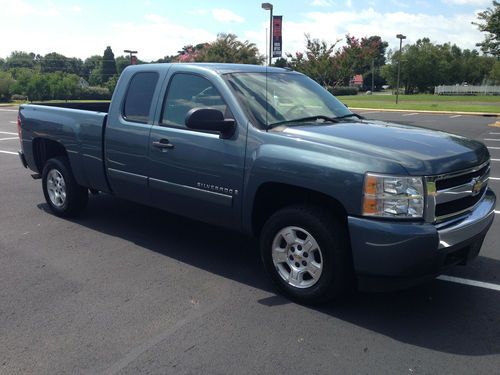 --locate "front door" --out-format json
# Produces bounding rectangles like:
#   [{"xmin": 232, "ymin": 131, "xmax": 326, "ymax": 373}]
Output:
[{"xmin": 147, "ymin": 70, "xmax": 246, "ymax": 230}]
